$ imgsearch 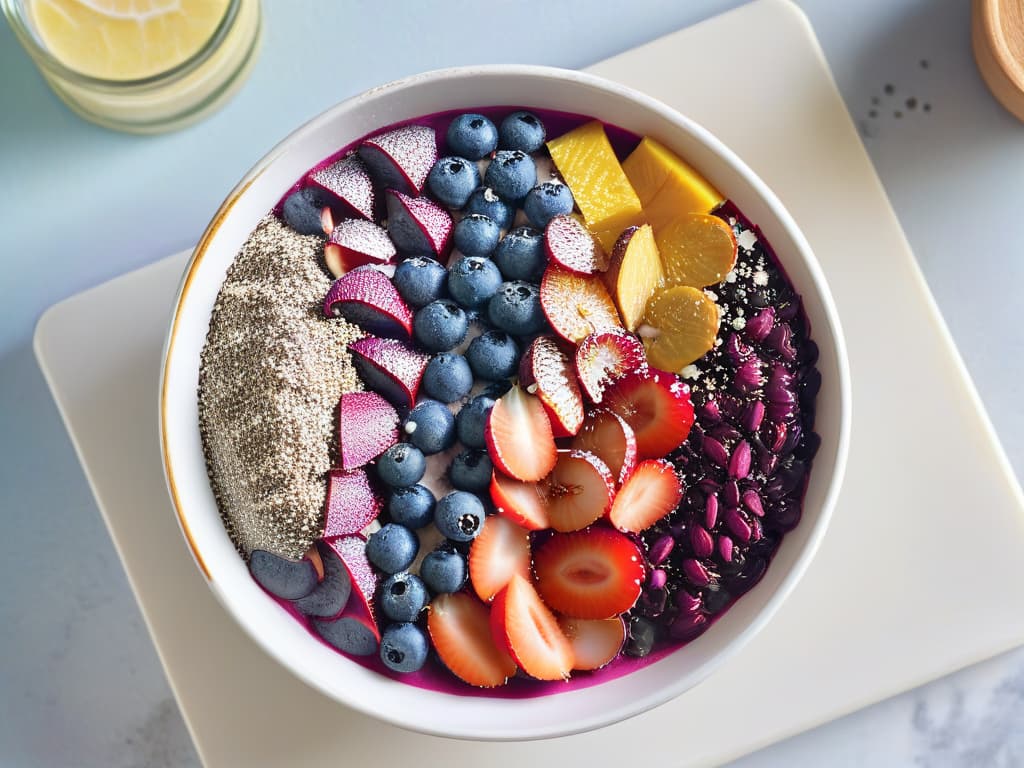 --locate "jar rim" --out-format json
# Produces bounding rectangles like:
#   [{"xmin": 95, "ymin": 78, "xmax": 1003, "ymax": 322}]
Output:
[{"xmin": 1, "ymin": 0, "xmax": 242, "ymax": 89}]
